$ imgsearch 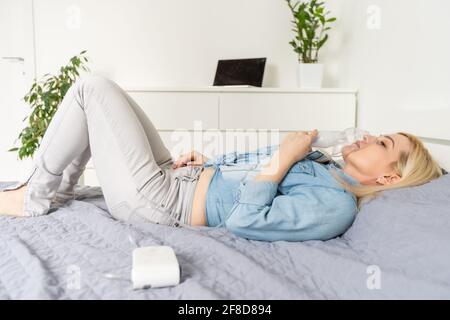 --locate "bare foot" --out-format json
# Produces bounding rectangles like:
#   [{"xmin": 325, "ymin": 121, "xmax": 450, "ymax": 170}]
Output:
[{"xmin": 0, "ymin": 185, "xmax": 27, "ymax": 217}]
